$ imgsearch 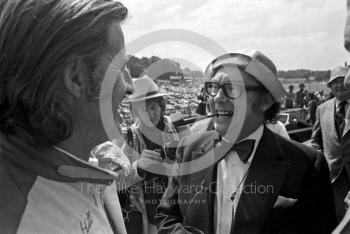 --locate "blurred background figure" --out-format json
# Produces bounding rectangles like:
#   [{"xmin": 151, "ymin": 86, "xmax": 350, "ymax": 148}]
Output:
[
  {"xmin": 296, "ymin": 83, "xmax": 307, "ymax": 108},
  {"xmin": 285, "ymin": 85, "xmax": 295, "ymax": 109},
  {"xmin": 265, "ymin": 103, "xmax": 290, "ymax": 139},
  {"xmin": 195, "ymin": 86, "xmax": 208, "ymax": 115},
  {"xmin": 121, "ymin": 76, "xmax": 179, "ymax": 234},
  {"xmin": 316, "ymin": 90, "xmax": 326, "ymax": 105},
  {"xmin": 333, "ymin": 4, "xmax": 350, "ymax": 232},
  {"xmin": 311, "ymin": 66, "xmax": 350, "ymax": 222},
  {"xmin": 306, "ymin": 92, "xmax": 317, "ymax": 126}
]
